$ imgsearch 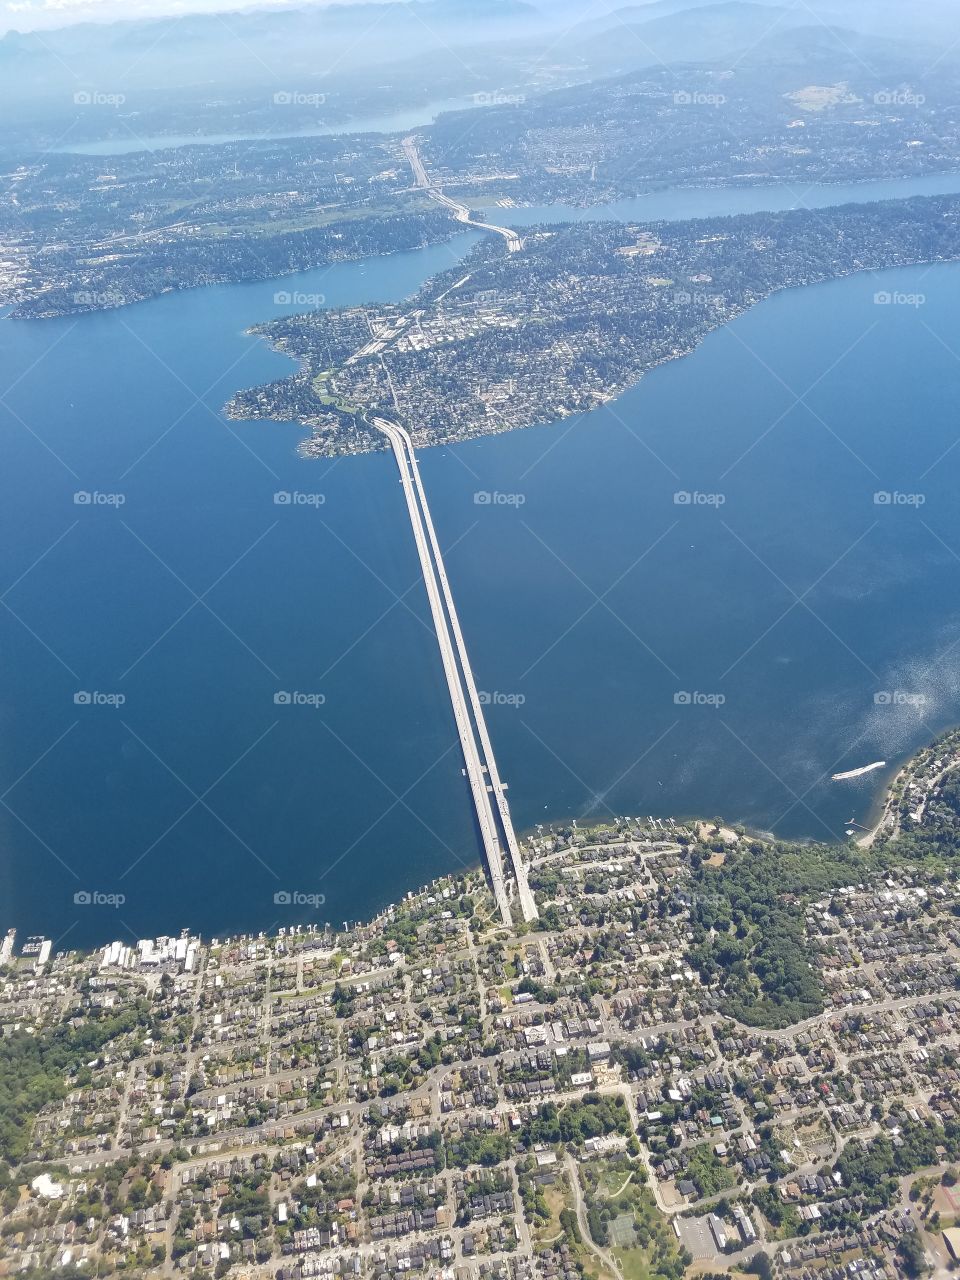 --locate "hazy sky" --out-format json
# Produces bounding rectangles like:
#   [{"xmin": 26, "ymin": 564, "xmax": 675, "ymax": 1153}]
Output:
[{"xmin": 0, "ymin": 0, "xmax": 373, "ymax": 34}]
